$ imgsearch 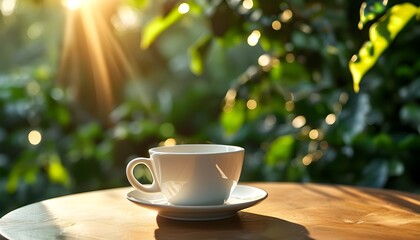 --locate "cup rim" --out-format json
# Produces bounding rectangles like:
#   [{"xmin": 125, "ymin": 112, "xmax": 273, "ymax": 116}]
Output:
[{"xmin": 149, "ymin": 144, "xmax": 244, "ymax": 155}]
